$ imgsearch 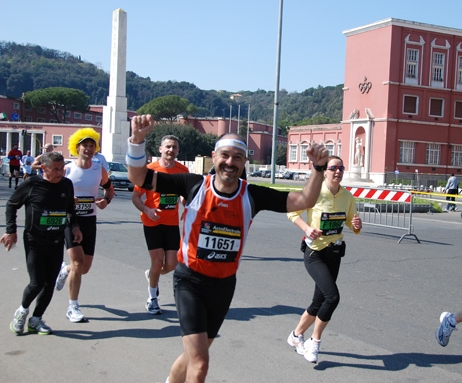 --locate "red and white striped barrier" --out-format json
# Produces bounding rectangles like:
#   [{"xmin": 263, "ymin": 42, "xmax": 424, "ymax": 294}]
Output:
[{"xmin": 345, "ymin": 187, "xmax": 412, "ymax": 203}]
